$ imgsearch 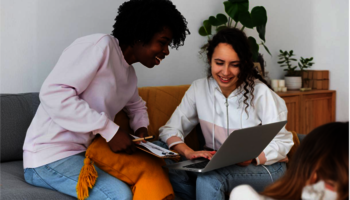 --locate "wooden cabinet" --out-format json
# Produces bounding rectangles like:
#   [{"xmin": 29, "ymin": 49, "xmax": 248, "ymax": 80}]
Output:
[{"xmin": 277, "ymin": 90, "xmax": 336, "ymax": 134}]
